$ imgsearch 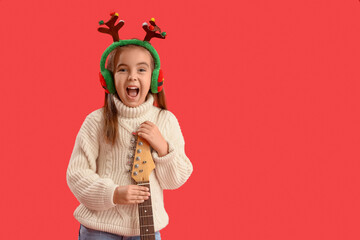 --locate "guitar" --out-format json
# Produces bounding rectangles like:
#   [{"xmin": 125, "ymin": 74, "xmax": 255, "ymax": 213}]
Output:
[{"xmin": 131, "ymin": 136, "xmax": 156, "ymax": 240}]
